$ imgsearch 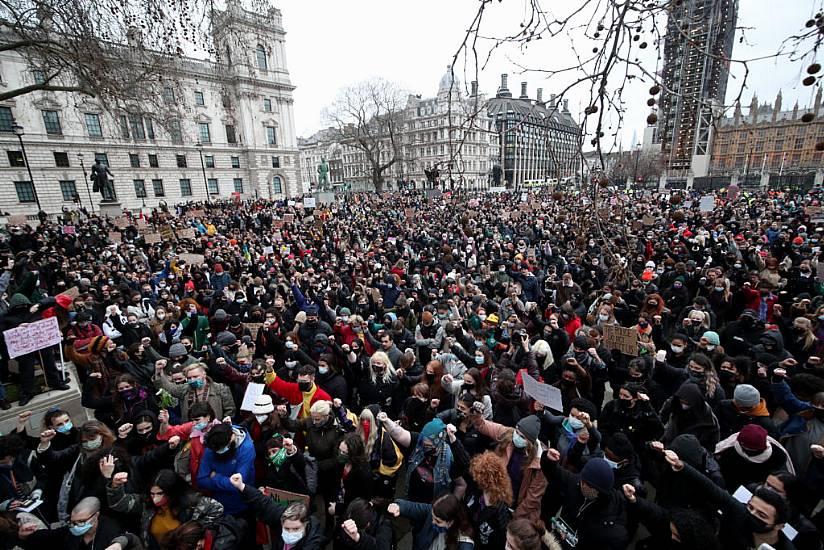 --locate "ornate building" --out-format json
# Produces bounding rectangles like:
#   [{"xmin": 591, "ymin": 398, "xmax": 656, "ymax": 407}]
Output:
[{"xmin": 0, "ymin": 2, "xmax": 300, "ymax": 214}]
